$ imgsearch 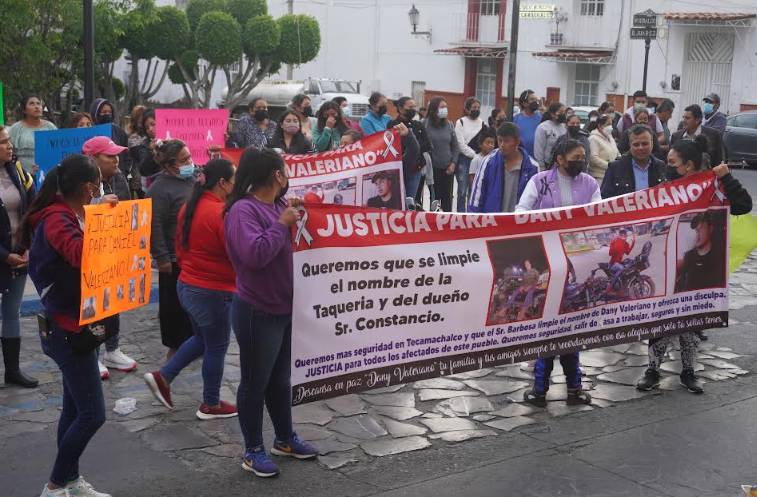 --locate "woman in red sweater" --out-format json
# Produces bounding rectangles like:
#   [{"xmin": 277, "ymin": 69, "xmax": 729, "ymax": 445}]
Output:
[{"xmin": 144, "ymin": 159, "xmax": 237, "ymax": 419}]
